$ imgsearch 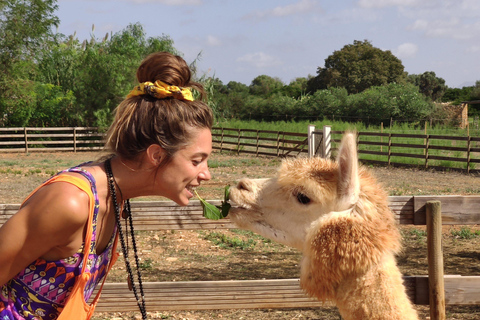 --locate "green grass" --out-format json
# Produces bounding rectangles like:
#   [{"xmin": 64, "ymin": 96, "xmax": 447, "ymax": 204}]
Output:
[
  {"xmin": 202, "ymin": 231, "xmax": 257, "ymax": 250},
  {"xmin": 451, "ymin": 227, "xmax": 480, "ymax": 239}
]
